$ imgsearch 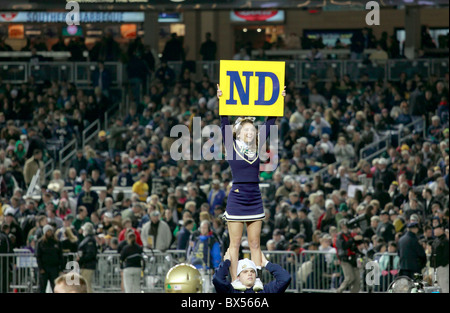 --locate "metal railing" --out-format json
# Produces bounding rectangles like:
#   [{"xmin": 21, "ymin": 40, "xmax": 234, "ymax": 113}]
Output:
[
  {"xmin": 0, "ymin": 249, "xmax": 437, "ymax": 293},
  {"xmin": 359, "ymin": 135, "xmax": 391, "ymax": 160},
  {"xmin": 43, "ymin": 158, "xmax": 55, "ymax": 182},
  {"xmin": 1, "ymin": 249, "xmax": 300, "ymax": 293},
  {"xmin": 58, "ymin": 138, "xmax": 77, "ymax": 171},
  {"xmin": 397, "ymin": 117, "xmax": 426, "ymax": 145},
  {"xmin": 82, "ymin": 119, "xmax": 101, "ymax": 149},
  {"xmin": 297, "ymin": 250, "xmax": 434, "ymax": 293},
  {"xmin": 0, "ymin": 59, "xmax": 447, "ymax": 87}
]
